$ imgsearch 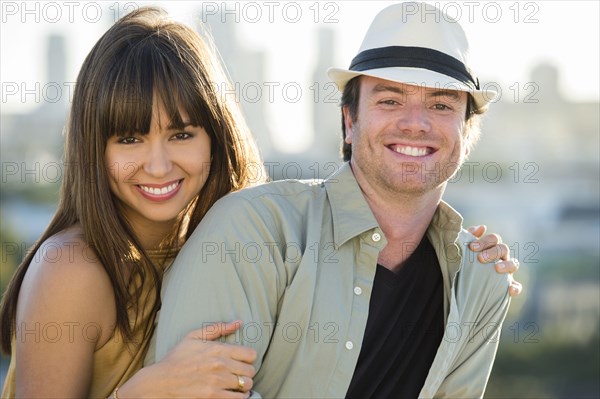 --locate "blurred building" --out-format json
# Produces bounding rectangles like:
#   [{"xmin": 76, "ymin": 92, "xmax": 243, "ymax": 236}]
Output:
[
  {"xmin": 1, "ymin": 35, "xmax": 68, "ymax": 178},
  {"xmin": 445, "ymin": 65, "xmax": 598, "ymax": 239},
  {"xmin": 201, "ymin": 13, "xmax": 276, "ymax": 159},
  {"xmin": 200, "ymin": 12, "xmax": 342, "ymax": 180},
  {"xmin": 444, "ymin": 63, "xmax": 600, "ymax": 388}
]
